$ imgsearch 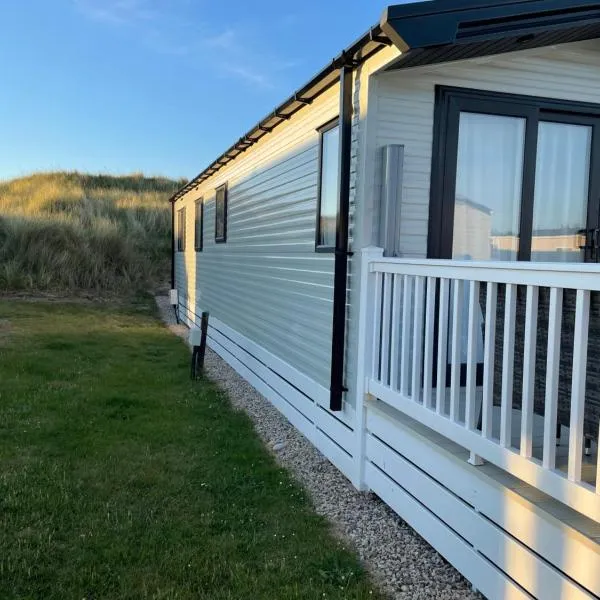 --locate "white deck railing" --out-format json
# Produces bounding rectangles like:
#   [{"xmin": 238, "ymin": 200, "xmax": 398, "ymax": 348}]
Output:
[{"xmin": 357, "ymin": 247, "xmax": 600, "ymax": 522}]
